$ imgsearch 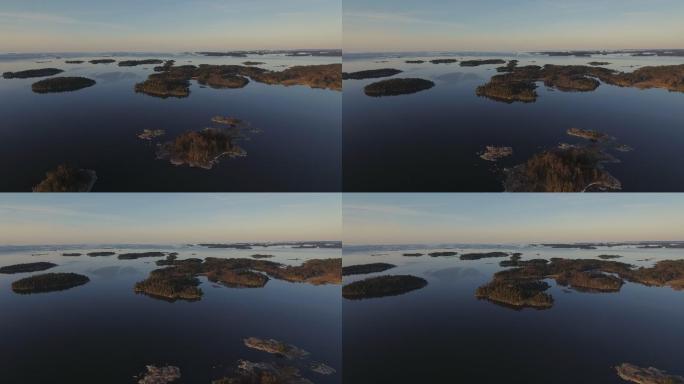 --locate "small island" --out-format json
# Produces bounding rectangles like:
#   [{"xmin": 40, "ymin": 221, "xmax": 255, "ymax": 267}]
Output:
[
  {"xmin": 243, "ymin": 337, "xmax": 309, "ymax": 359},
  {"xmin": 460, "ymin": 59, "xmax": 506, "ymax": 67},
  {"xmin": 616, "ymin": 363, "xmax": 684, "ymax": 384},
  {"xmin": 31, "ymin": 76, "xmax": 96, "ymax": 93},
  {"xmin": 402, "ymin": 253, "xmax": 424, "ymax": 257},
  {"xmin": 460, "ymin": 252, "xmax": 510, "ymax": 260},
  {"xmin": 405, "ymin": 60, "xmax": 425, "ymax": 64},
  {"xmin": 251, "ymin": 254, "xmax": 274, "ymax": 259},
  {"xmin": 430, "ymin": 59, "xmax": 458, "ymax": 64},
  {"xmin": 428, "ymin": 251, "xmax": 458, "ymax": 257},
  {"xmin": 87, "ymin": 251, "xmax": 116, "ymax": 257},
  {"xmin": 0, "ymin": 262, "xmax": 57, "ymax": 274},
  {"xmin": 137, "ymin": 365, "xmax": 181, "ymax": 384},
  {"xmin": 342, "ymin": 275, "xmax": 428, "ymax": 299},
  {"xmin": 567, "ymin": 128, "xmax": 610, "ymax": 142},
  {"xmin": 134, "ymin": 260, "xmax": 204, "ymax": 301},
  {"xmin": 364, "ymin": 78, "xmax": 435, "ymax": 97},
  {"xmin": 33, "ymin": 164, "xmax": 97, "ymax": 192},
  {"xmin": 118, "ymin": 251, "xmax": 167, "ymax": 260},
  {"xmin": 480, "ymin": 146, "xmax": 513, "ymax": 161},
  {"xmin": 342, "ymin": 262, "xmax": 396, "ymax": 276},
  {"xmin": 476, "ymin": 279, "xmax": 554, "ymax": 309},
  {"xmin": 598, "ymin": 254, "xmax": 622, "ymax": 260},
  {"xmin": 89, "ymin": 59, "xmax": 116, "ymax": 64},
  {"xmin": 342, "ymin": 68, "xmax": 402, "ymax": 80},
  {"xmin": 62, "ymin": 253, "xmax": 82, "ymax": 256},
  {"xmin": 11, "ymin": 272, "xmax": 90, "ymax": 294},
  {"xmin": 209, "ymin": 116, "xmax": 242, "ymax": 127},
  {"xmin": 134, "ymin": 65, "xmax": 195, "ymax": 97},
  {"xmin": 3, "ymin": 68, "xmax": 64, "ymax": 79},
  {"xmin": 503, "ymin": 146, "xmax": 622, "ymax": 192},
  {"xmin": 156, "ymin": 127, "xmax": 246, "ymax": 169},
  {"xmin": 118, "ymin": 59, "xmax": 164, "ymax": 67},
  {"xmin": 65, "ymin": 60, "xmax": 84, "ymax": 64},
  {"xmin": 242, "ymin": 61, "xmax": 265, "ymax": 66},
  {"xmin": 213, "ymin": 359, "xmax": 312, "ymax": 384},
  {"xmin": 137, "ymin": 129, "xmax": 165, "ymax": 140},
  {"xmin": 588, "ymin": 61, "xmax": 611, "ymax": 66}
]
